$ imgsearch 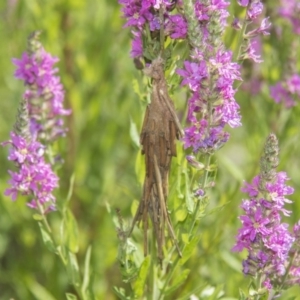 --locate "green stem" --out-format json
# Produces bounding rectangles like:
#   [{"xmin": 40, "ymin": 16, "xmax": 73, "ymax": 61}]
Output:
[
  {"xmin": 149, "ymin": 231, "xmax": 157, "ymax": 300},
  {"xmin": 233, "ymin": 4, "xmax": 250, "ymax": 62},
  {"xmin": 159, "ymin": 5, "xmax": 165, "ymax": 57},
  {"xmin": 188, "ymin": 154, "xmax": 211, "ymax": 236},
  {"xmin": 278, "ymin": 250, "xmax": 298, "ymax": 292},
  {"xmin": 158, "ymin": 154, "xmax": 212, "ymax": 300},
  {"xmin": 36, "ymin": 204, "xmax": 88, "ymax": 300}
]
